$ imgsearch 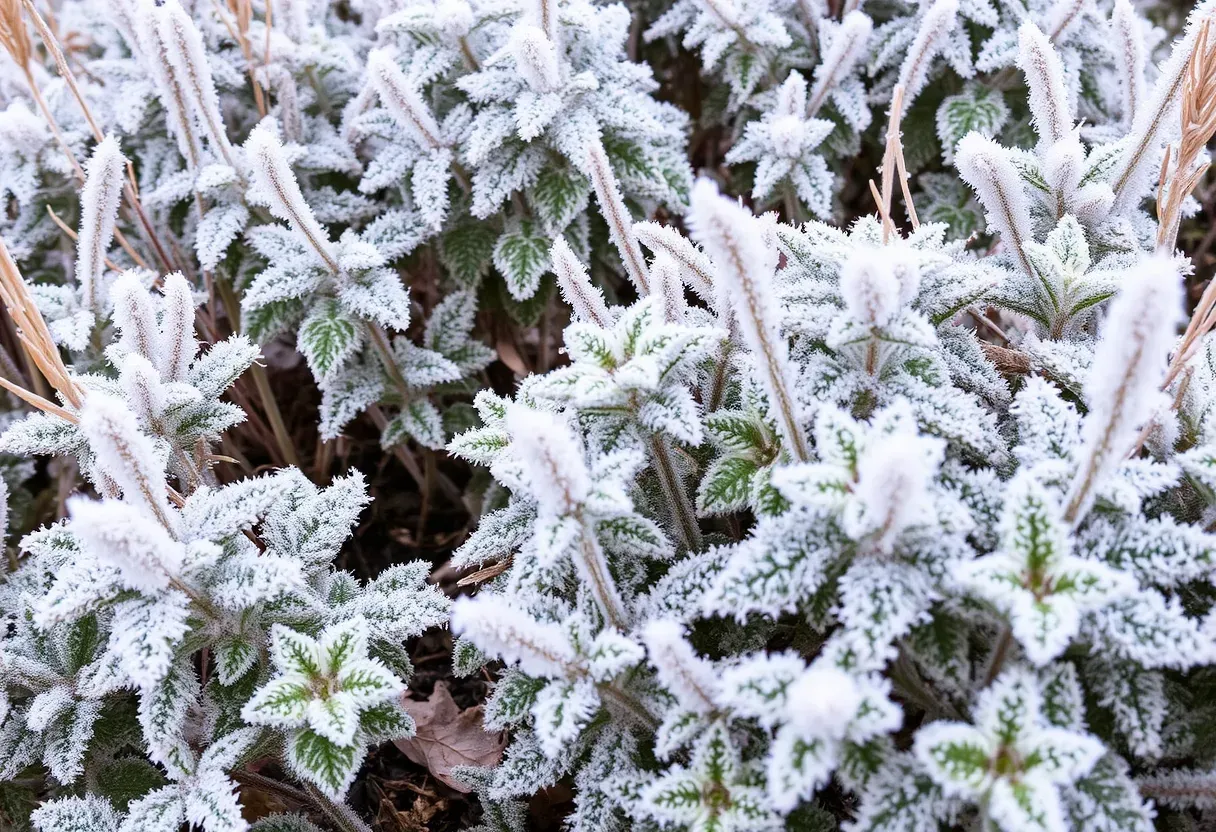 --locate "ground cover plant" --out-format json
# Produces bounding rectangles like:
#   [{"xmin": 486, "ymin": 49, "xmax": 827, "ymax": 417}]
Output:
[{"xmin": 2, "ymin": 0, "xmax": 1216, "ymax": 830}]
